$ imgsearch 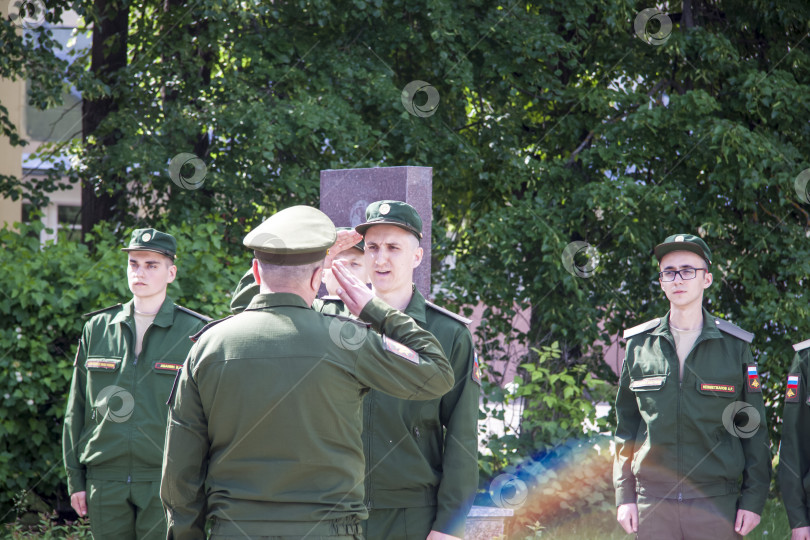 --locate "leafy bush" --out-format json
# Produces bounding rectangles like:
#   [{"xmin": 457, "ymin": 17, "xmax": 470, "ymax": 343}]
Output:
[
  {"xmin": 0, "ymin": 218, "xmax": 243, "ymax": 521},
  {"xmin": 3, "ymin": 513, "xmax": 91, "ymax": 539},
  {"xmin": 478, "ymin": 342, "xmax": 615, "ymax": 535}
]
